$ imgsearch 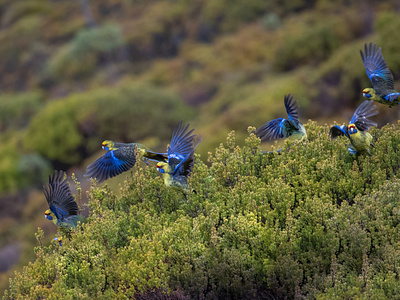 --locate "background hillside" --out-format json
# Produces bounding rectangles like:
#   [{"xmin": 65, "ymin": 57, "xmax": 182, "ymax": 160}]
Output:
[{"xmin": 0, "ymin": 0, "xmax": 400, "ymax": 296}]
